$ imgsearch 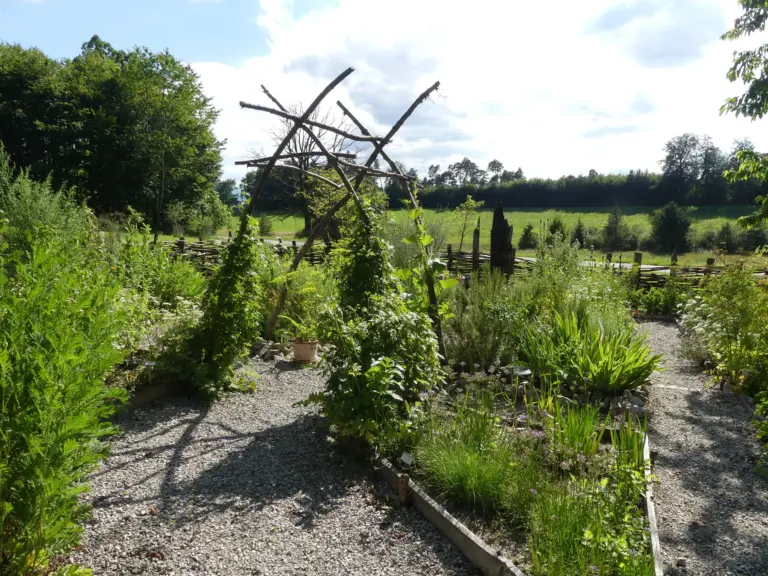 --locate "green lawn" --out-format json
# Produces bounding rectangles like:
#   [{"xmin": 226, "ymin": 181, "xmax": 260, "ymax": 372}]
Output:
[{"xmin": 162, "ymin": 206, "xmax": 763, "ymax": 267}]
